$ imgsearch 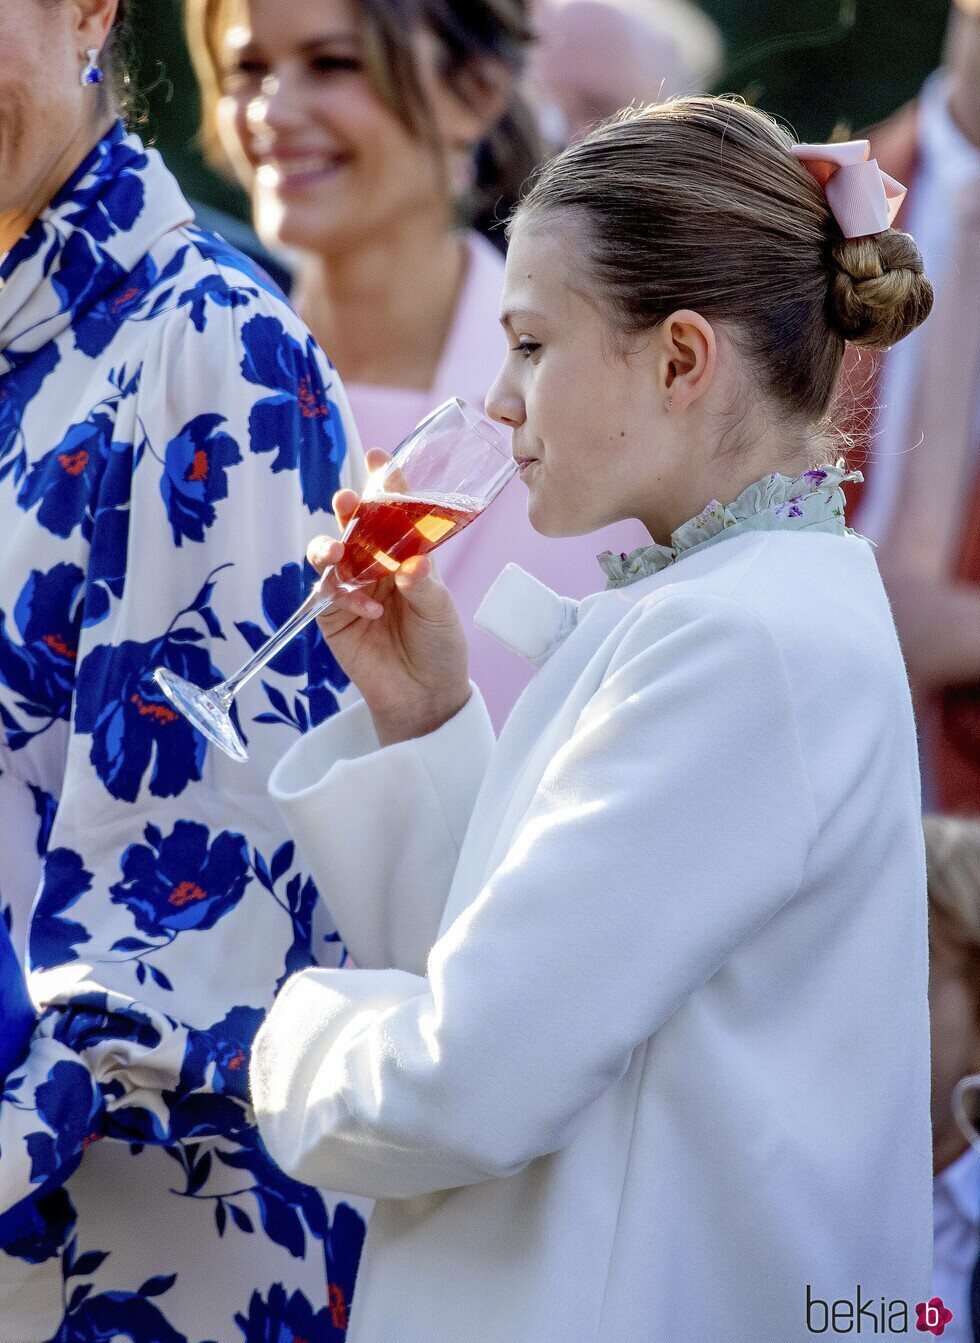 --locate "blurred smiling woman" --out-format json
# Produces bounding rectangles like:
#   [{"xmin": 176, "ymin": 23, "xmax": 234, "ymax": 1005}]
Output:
[
  {"xmin": 185, "ymin": 0, "xmax": 649, "ymax": 727},
  {"xmin": 0, "ymin": 0, "xmax": 367, "ymax": 1338}
]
